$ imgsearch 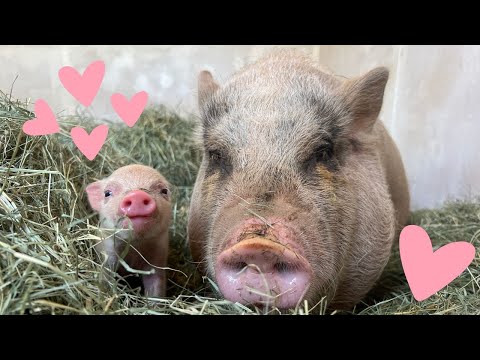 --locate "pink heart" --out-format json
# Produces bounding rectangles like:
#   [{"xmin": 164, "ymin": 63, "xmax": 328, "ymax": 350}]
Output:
[
  {"xmin": 59, "ymin": 60, "xmax": 105, "ymax": 107},
  {"xmin": 71, "ymin": 125, "xmax": 109, "ymax": 161},
  {"xmin": 22, "ymin": 99, "xmax": 60, "ymax": 136},
  {"xmin": 400, "ymin": 225, "xmax": 476, "ymax": 301},
  {"xmin": 110, "ymin": 91, "xmax": 148, "ymax": 127}
]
